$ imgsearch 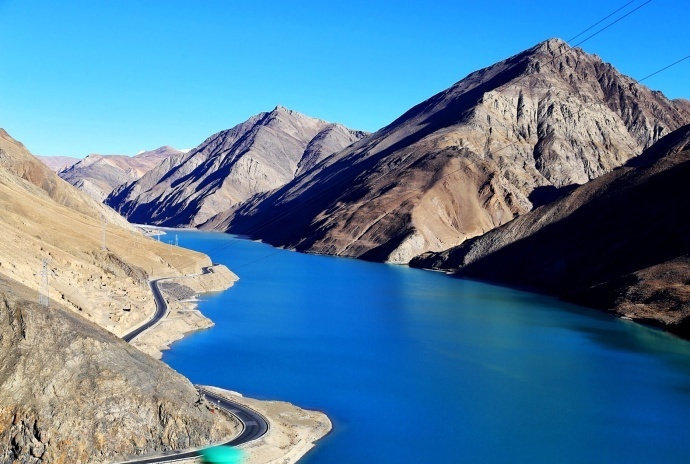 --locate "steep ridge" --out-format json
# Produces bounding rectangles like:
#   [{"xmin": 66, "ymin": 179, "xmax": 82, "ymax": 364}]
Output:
[
  {"xmin": 216, "ymin": 38, "xmax": 690, "ymax": 263},
  {"xmin": 296, "ymin": 123, "xmax": 367, "ymax": 176},
  {"xmin": 105, "ymin": 107, "xmax": 366, "ymax": 226},
  {"xmin": 58, "ymin": 146, "xmax": 183, "ymax": 201},
  {"xmin": 0, "ymin": 129, "xmax": 238, "ymax": 462},
  {"xmin": 411, "ymin": 125, "xmax": 690, "ymax": 337}
]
